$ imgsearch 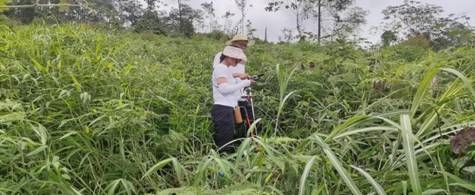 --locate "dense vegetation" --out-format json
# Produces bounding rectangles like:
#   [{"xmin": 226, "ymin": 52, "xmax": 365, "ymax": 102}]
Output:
[{"xmin": 0, "ymin": 24, "xmax": 474, "ymax": 194}]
